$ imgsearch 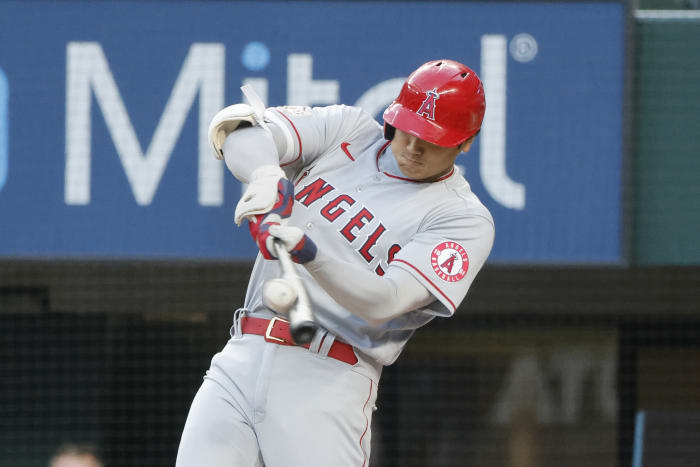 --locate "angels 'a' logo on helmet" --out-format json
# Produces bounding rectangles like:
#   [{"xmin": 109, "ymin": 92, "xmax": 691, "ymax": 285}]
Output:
[
  {"xmin": 416, "ymin": 88, "xmax": 440, "ymax": 121},
  {"xmin": 431, "ymin": 241, "xmax": 469, "ymax": 282}
]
